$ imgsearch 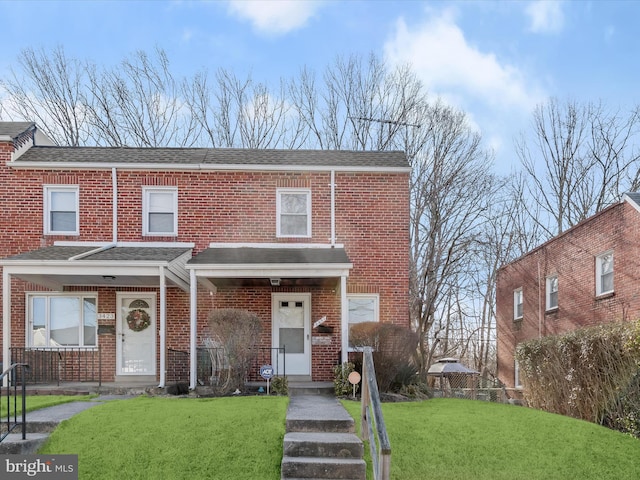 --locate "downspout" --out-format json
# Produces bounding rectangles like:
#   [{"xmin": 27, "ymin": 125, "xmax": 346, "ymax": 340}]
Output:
[
  {"xmin": 2, "ymin": 269, "xmax": 10, "ymax": 388},
  {"xmin": 112, "ymin": 168, "xmax": 118, "ymax": 243},
  {"xmin": 330, "ymin": 170, "xmax": 336, "ymax": 246},
  {"xmin": 158, "ymin": 267, "xmax": 166, "ymax": 388},
  {"xmin": 189, "ymin": 268, "xmax": 197, "ymax": 390}
]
